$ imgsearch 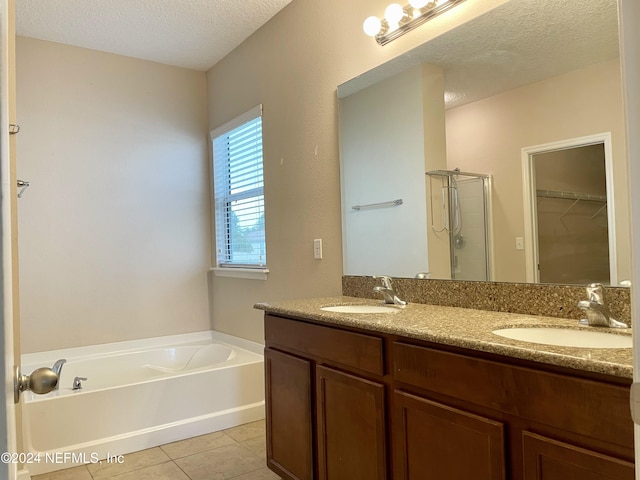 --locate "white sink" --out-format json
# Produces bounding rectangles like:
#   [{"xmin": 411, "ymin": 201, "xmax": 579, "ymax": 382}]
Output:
[
  {"xmin": 492, "ymin": 327, "xmax": 632, "ymax": 349},
  {"xmin": 321, "ymin": 305, "xmax": 400, "ymax": 314}
]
